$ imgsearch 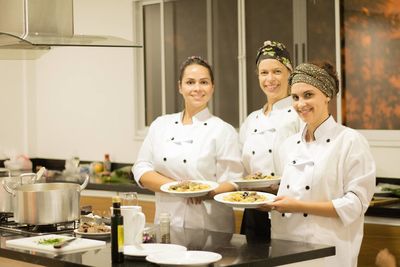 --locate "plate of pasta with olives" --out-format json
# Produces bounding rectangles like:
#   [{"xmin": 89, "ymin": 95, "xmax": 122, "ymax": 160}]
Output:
[
  {"xmin": 160, "ymin": 180, "xmax": 219, "ymax": 197},
  {"xmin": 214, "ymin": 191, "xmax": 276, "ymax": 208},
  {"xmin": 233, "ymin": 172, "xmax": 281, "ymax": 188}
]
